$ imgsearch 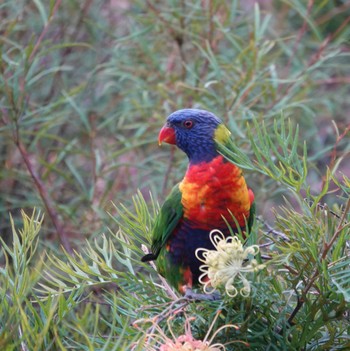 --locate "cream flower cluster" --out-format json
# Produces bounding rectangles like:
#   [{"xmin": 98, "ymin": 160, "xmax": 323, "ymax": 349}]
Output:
[
  {"xmin": 133, "ymin": 313, "xmax": 242, "ymax": 351},
  {"xmin": 195, "ymin": 229, "xmax": 264, "ymax": 297}
]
